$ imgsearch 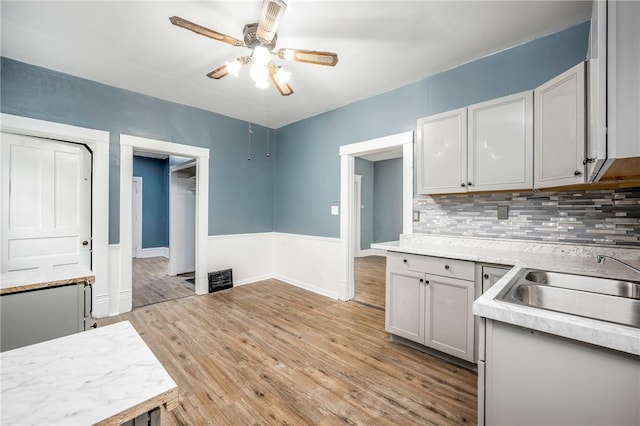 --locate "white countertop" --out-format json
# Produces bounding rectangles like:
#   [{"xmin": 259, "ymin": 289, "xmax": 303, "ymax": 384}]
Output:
[
  {"xmin": 0, "ymin": 321, "xmax": 178, "ymax": 425},
  {"xmin": 0, "ymin": 265, "xmax": 95, "ymax": 295},
  {"xmin": 373, "ymin": 234, "xmax": 640, "ymax": 355}
]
